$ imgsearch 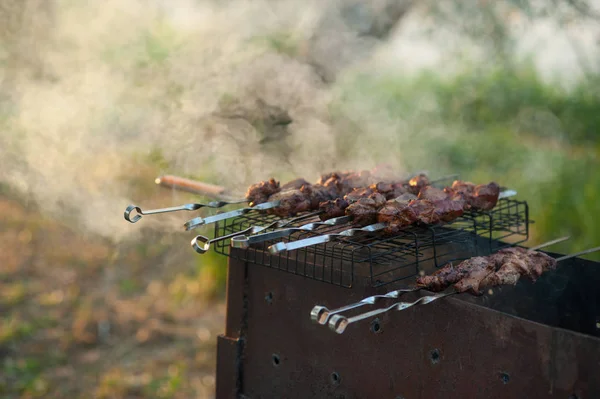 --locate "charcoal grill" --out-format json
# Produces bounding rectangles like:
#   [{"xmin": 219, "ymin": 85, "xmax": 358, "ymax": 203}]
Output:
[{"xmin": 211, "ymin": 196, "xmax": 600, "ymax": 398}]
